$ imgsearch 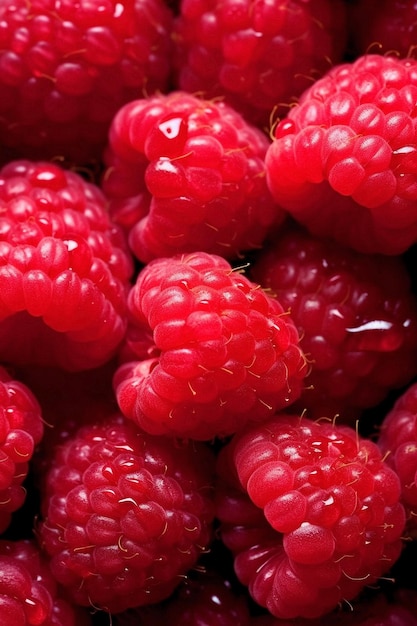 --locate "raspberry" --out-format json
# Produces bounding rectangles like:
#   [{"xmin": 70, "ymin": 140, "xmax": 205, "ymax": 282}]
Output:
[
  {"xmin": 0, "ymin": 159, "xmax": 133, "ymax": 372},
  {"xmin": 0, "ymin": 538, "xmax": 92, "ymax": 626},
  {"xmin": 215, "ymin": 413, "xmax": 406, "ymax": 619},
  {"xmin": 172, "ymin": 0, "xmax": 348, "ymax": 129},
  {"xmin": 101, "ymin": 91, "xmax": 283, "ymax": 264},
  {"xmin": 0, "ymin": 0, "xmax": 174, "ymax": 165},
  {"xmin": 113, "ymin": 251, "xmax": 307, "ymax": 440},
  {"xmin": 0, "ymin": 366, "xmax": 43, "ymax": 535},
  {"xmin": 250, "ymin": 222, "xmax": 417, "ymax": 422},
  {"xmin": 252, "ymin": 587, "xmax": 417, "ymax": 626},
  {"xmin": 377, "ymin": 382, "xmax": 417, "ymax": 538},
  {"xmin": 36, "ymin": 413, "xmax": 216, "ymax": 614},
  {"xmin": 265, "ymin": 54, "xmax": 417, "ymax": 255}
]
